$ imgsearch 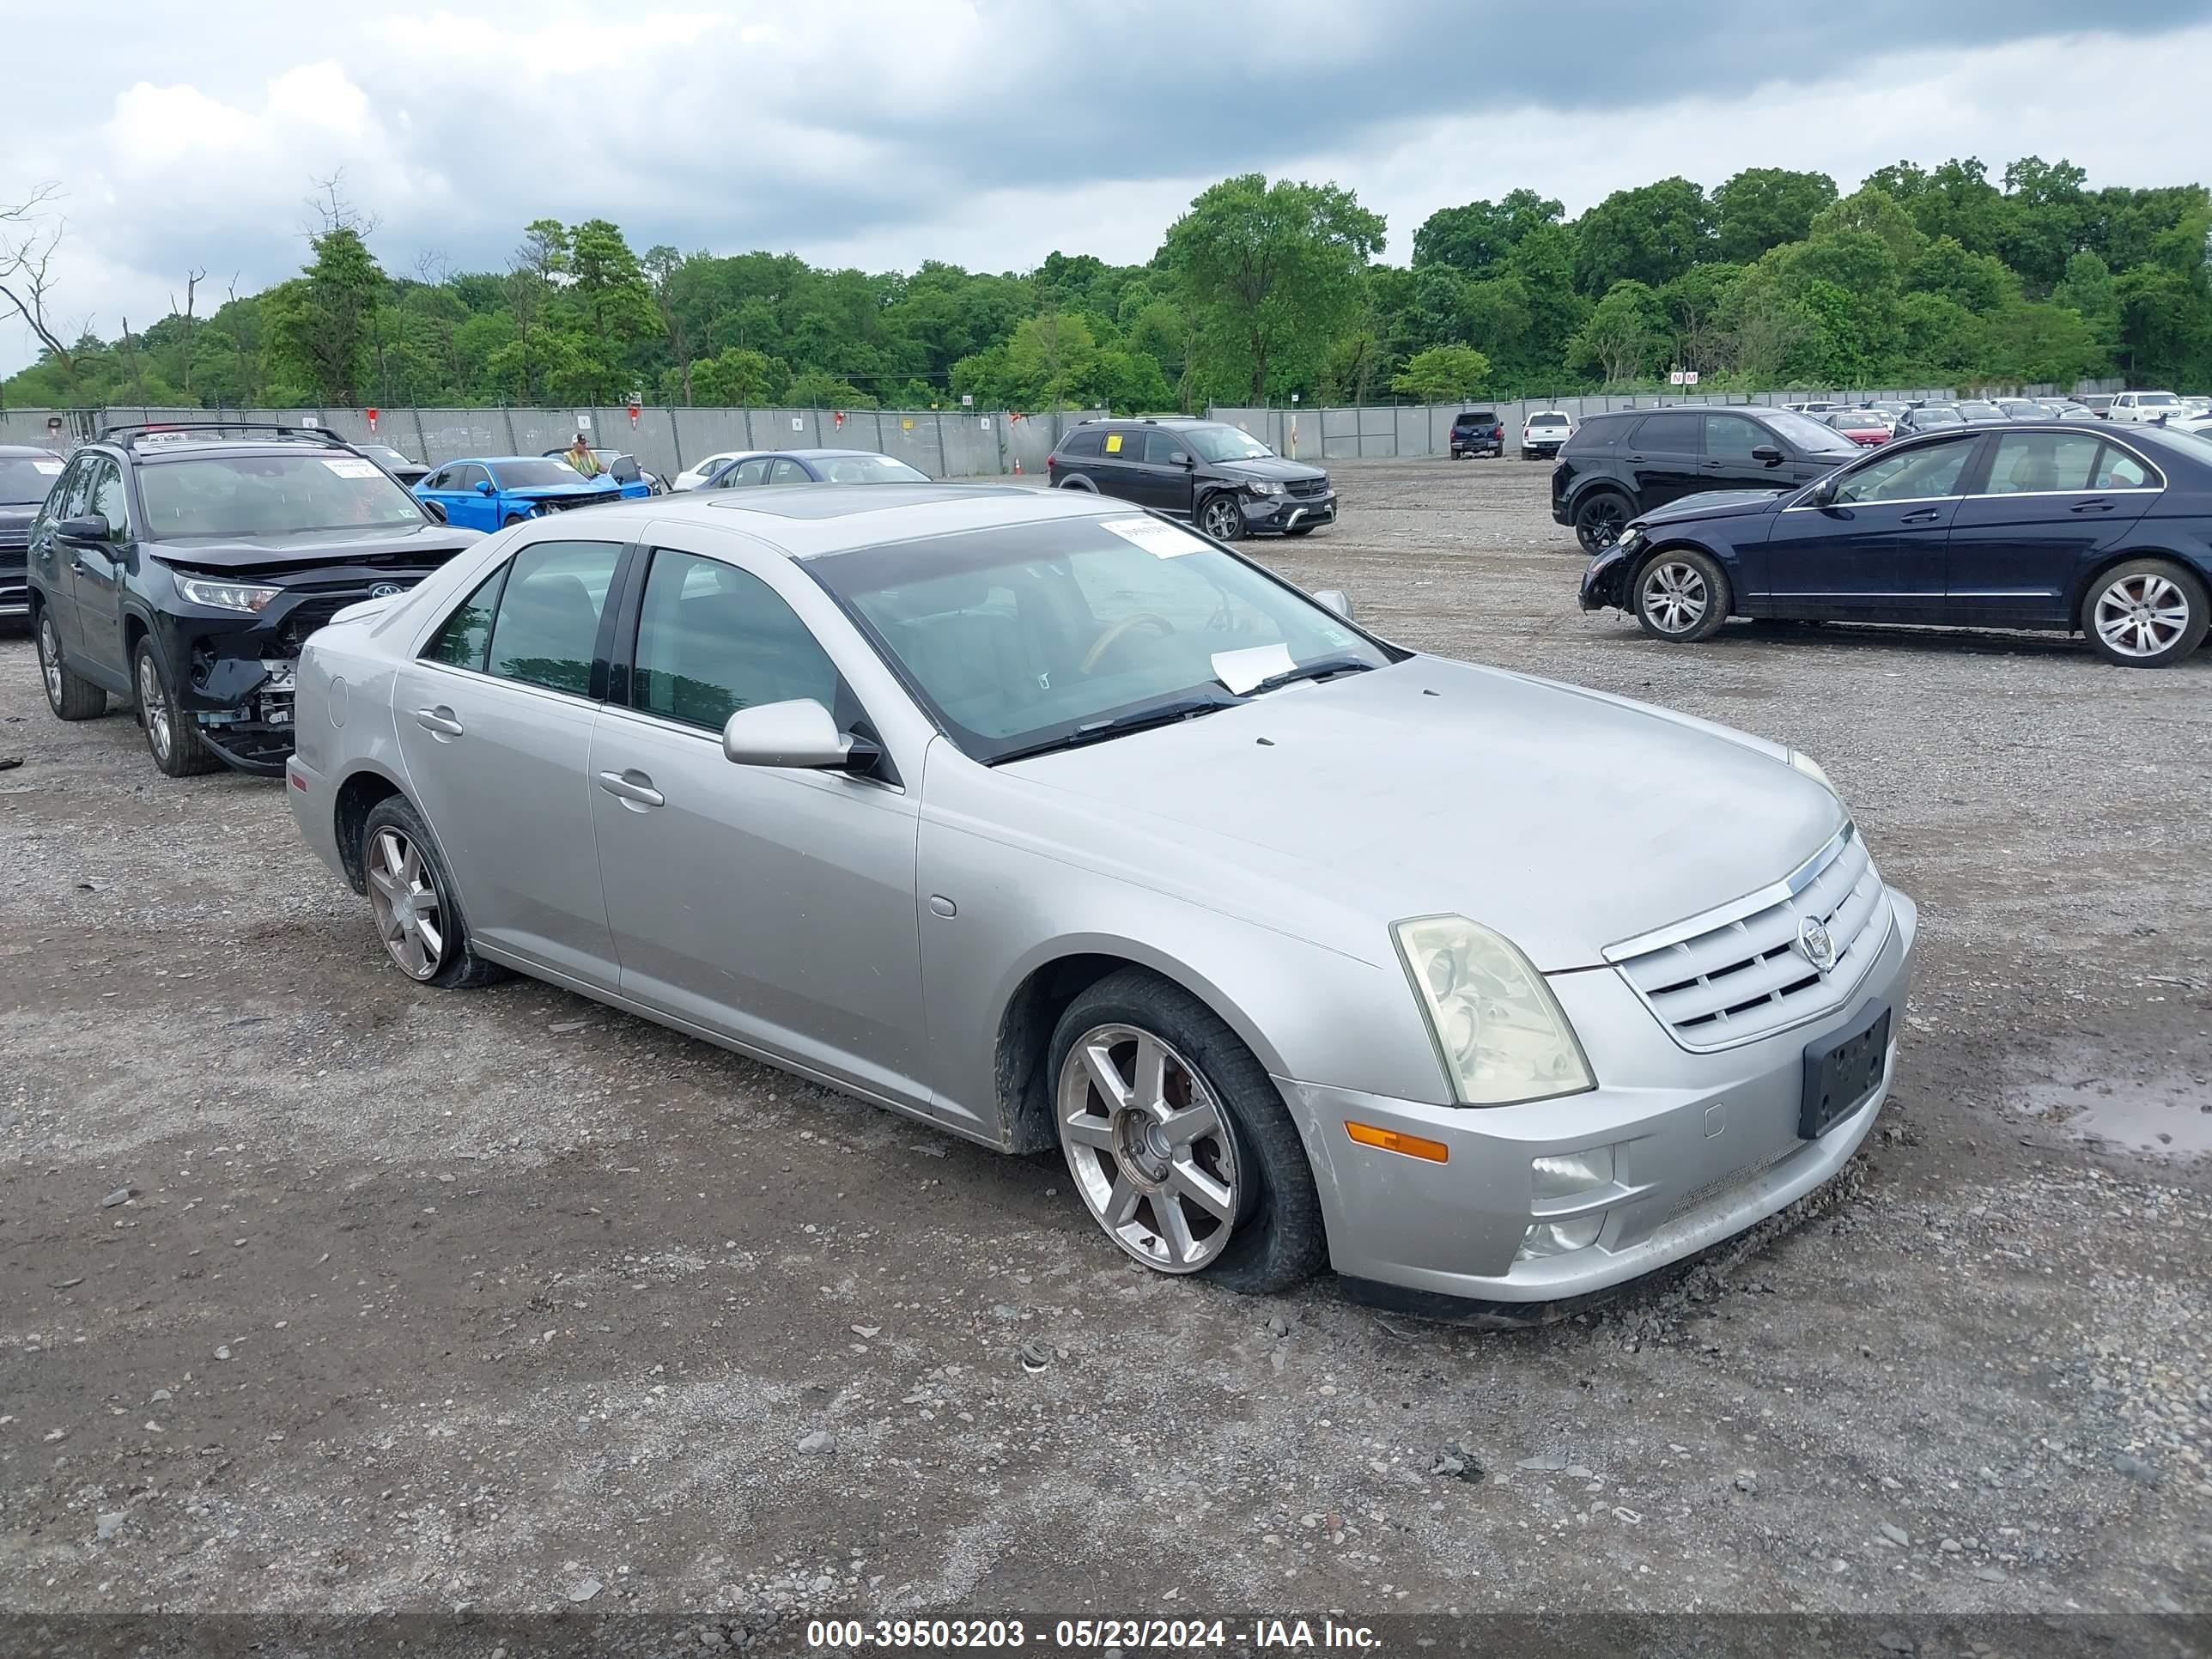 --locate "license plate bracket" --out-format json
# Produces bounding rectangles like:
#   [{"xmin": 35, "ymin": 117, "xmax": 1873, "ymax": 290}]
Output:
[{"xmin": 1800, "ymin": 1001, "xmax": 1891, "ymax": 1139}]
